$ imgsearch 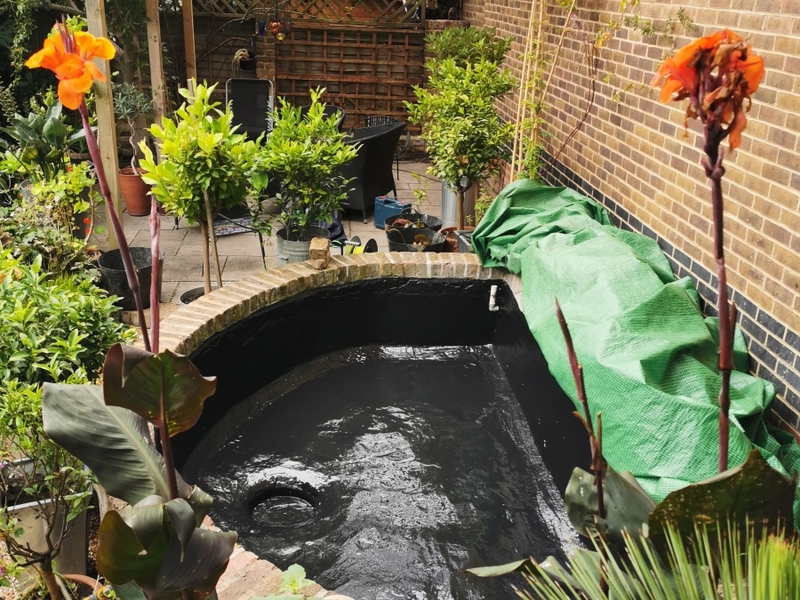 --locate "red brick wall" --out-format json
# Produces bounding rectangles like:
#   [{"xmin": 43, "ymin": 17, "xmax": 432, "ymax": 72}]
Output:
[{"xmin": 462, "ymin": 0, "xmax": 800, "ymax": 431}]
